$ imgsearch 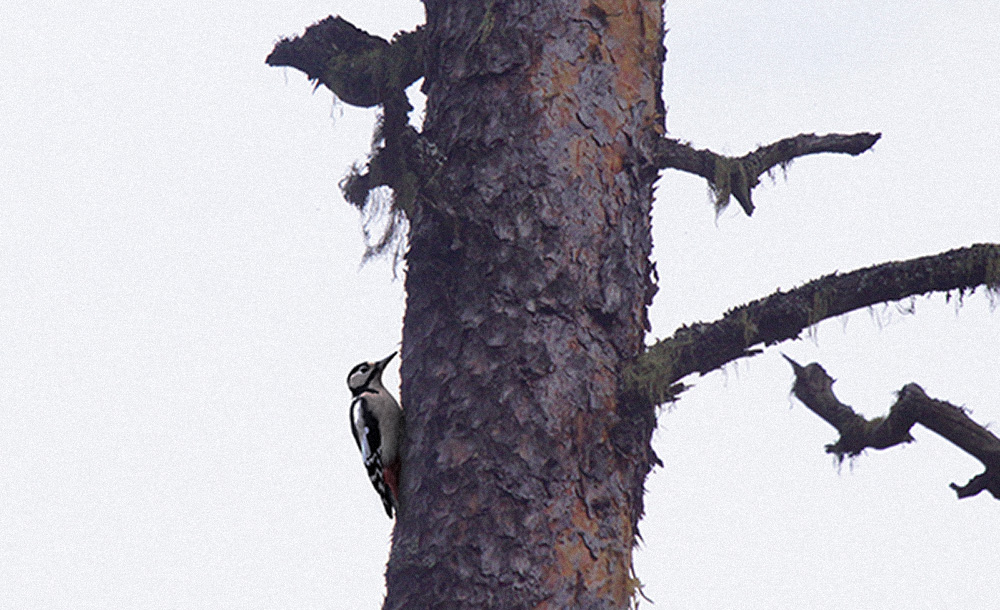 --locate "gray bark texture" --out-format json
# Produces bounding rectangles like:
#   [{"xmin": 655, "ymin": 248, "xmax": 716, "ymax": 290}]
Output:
[{"xmin": 390, "ymin": 2, "xmax": 664, "ymax": 607}]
